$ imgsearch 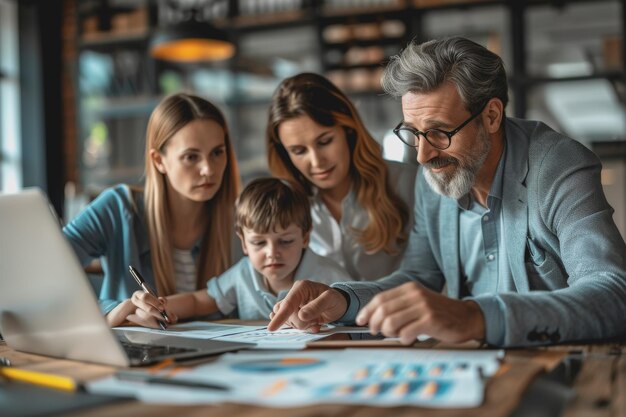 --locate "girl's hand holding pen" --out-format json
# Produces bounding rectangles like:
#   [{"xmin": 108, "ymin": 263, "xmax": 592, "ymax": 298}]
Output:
[
  {"xmin": 126, "ymin": 265, "xmax": 177, "ymax": 329},
  {"xmin": 106, "ymin": 265, "xmax": 178, "ymax": 329},
  {"xmin": 105, "ymin": 291, "xmax": 178, "ymax": 329},
  {"xmin": 127, "ymin": 290, "xmax": 178, "ymax": 329}
]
